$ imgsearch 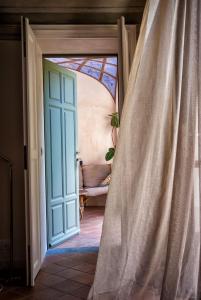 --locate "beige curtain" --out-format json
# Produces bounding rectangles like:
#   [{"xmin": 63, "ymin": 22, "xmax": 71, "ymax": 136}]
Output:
[{"xmin": 88, "ymin": 0, "xmax": 201, "ymax": 299}]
